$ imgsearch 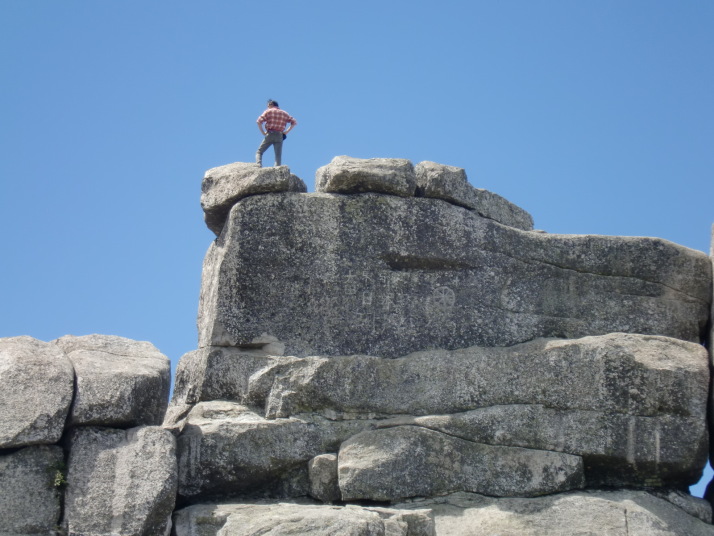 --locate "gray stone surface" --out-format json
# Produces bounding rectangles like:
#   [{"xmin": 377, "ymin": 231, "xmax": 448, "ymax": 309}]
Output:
[
  {"xmin": 377, "ymin": 406, "xmax": 706, "ymax": 488},
  {"xmin": 316, "ymin": 155, "xmax": 417, "ymax": 197},
  {"xmin": 64, "ymin": 426, "xmax": 177, "ymax": 536},
  {"xmin": 197, "ymin": 191, "xmax": 710, "ymax": 357},
  {"xmin": 397, "ymin": 491, "xmax": 714, "ymax": 536},
  {"xmin": 173, "ymin": 501, "xmax": 435, "ymax": 536},
  {"xmin": 167, "ymin": 346, "xmax": 295, "ymax": 412},
  {"xmin": 169, "ymin": 334, "xmax": 708, "ymax": 490},
  {"xmin": 264, "ymin": 334, "xmax": 708, "ymax": 421},
  {"xmin": 0, "ymin": 446, "xmax": 63, "ymax": 536},
  {"xmin": 710, "ymin": 224, "xmax": 714, "ymax": 471},
  {"xmin": 414, "ymin": 161, "xmax": 533, "ymax": 230},
  {"xmin": 338, "ymin": 426, "xmax": 584, "ymax": 501},
  {"xmin": 309, "ymin": 453, "xmax": 341, "ymax": 503},
  {"xmin": 650, "ymin": 489, "xmax": 712, "ymax": 524},
  {"xmin": 176, "ymin": 401, "xmax": 376, "ymax": 502},
  {"xmin": 201, "ymin": 162, "xmax": 306, "ymax": 235},
  {"xmin": 54, "ymin": 334, "xmax": 171, "ymax": 428},
  {"xmin": 0, "ymin": 336, "xmax": 74, "ymax": 448}
]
